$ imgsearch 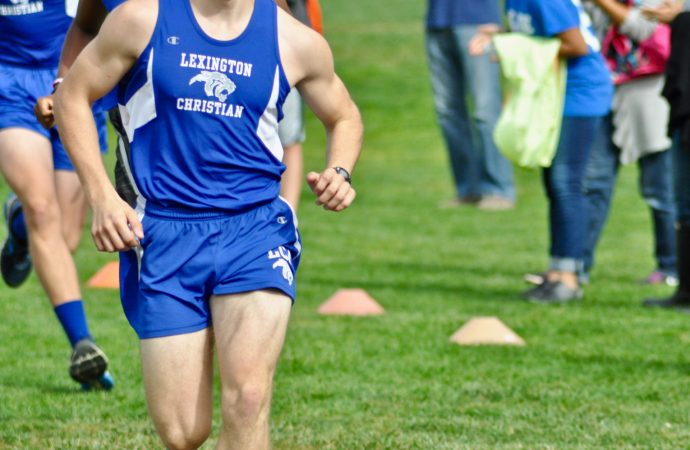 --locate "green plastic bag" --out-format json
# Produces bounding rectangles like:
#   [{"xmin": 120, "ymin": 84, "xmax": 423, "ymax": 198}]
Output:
[{"xmin": 493, "ymin": 34, "xmax": 567, "ymax": 168}]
